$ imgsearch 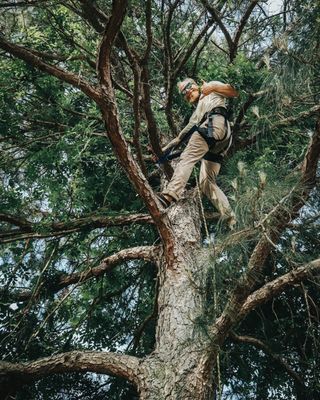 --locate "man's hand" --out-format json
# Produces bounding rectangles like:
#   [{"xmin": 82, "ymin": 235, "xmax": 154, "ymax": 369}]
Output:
[
  {"xmin": 199, "ymin": 80, "xmax": 211, "ymax": 99},
  {"xmin": 162, "ymin": 137, "xmax": 180, "ymax": 152}
]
